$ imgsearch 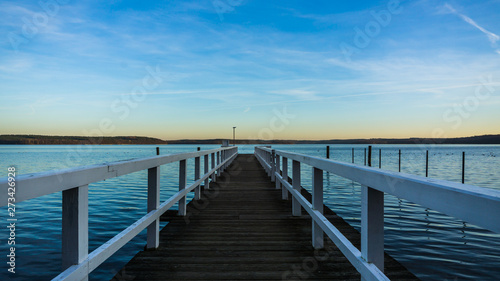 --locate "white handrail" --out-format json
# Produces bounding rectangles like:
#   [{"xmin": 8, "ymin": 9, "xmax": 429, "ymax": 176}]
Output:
[
  {"xmin": 254, "ymin": 146, "xmax": 500, "ymax": 281},
  {"xmin": 0, "ymin": 146, "xmax": 238, "ymax": 281}
]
